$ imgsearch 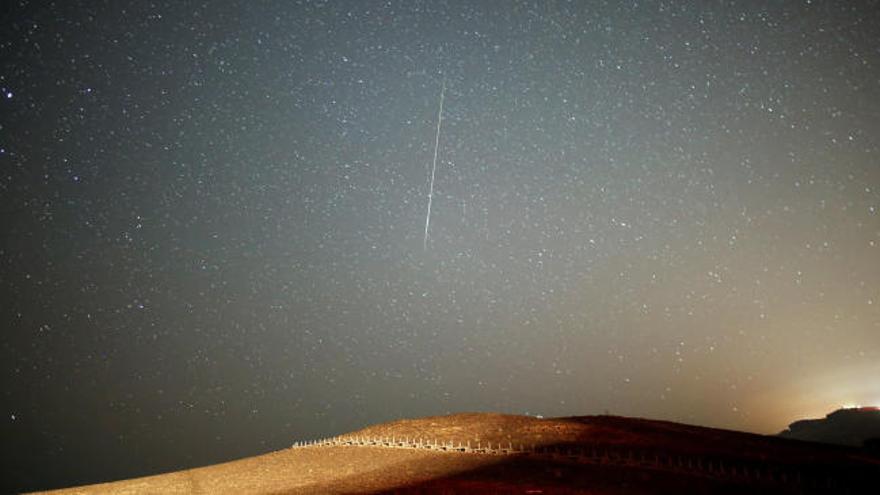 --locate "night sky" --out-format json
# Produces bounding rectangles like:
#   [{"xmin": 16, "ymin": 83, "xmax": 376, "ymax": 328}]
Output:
[{"xmin": 2, "ymin": 1, "xmax": 880, "ymax": 492}]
